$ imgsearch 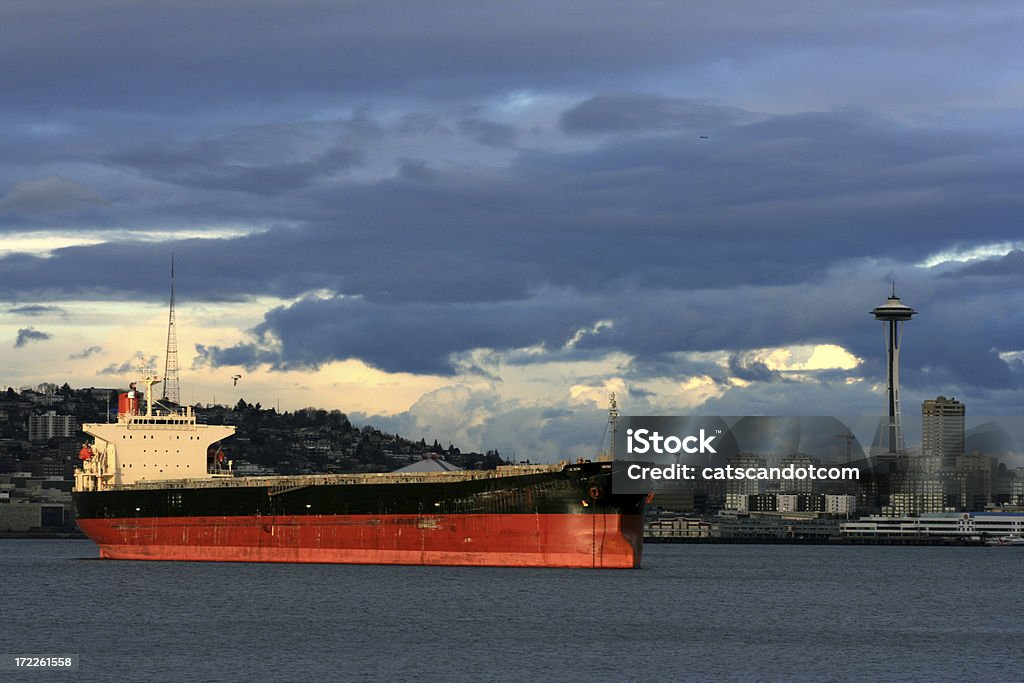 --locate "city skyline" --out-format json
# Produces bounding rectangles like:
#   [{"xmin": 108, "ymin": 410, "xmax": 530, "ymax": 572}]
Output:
[{"xmin": 2, "ymin": 3, "xmax": 1024, "ymax": 460}]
